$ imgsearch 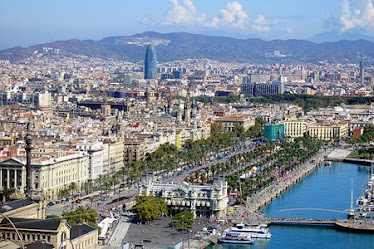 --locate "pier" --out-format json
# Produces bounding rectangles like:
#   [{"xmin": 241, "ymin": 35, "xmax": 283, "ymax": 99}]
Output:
[
  {"xmin": 268, "ymin": 218, "xmax": 336, "ymax": 227},
  {"xmin": 265, "ymin": 218, "xmax": 374, "ymax": 233}
]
